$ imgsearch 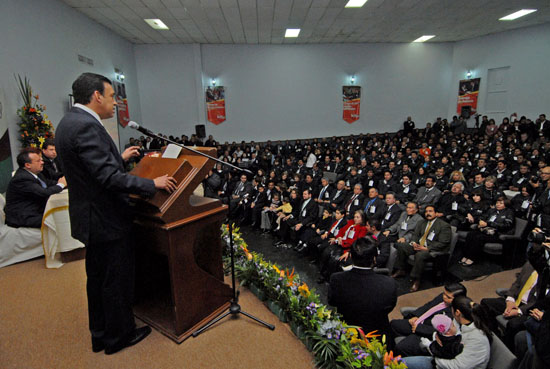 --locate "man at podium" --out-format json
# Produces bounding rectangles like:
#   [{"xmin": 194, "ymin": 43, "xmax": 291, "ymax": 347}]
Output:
[{"xmin": 56, "ymin": 73, "xmax": 177, "ymax": 355}]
